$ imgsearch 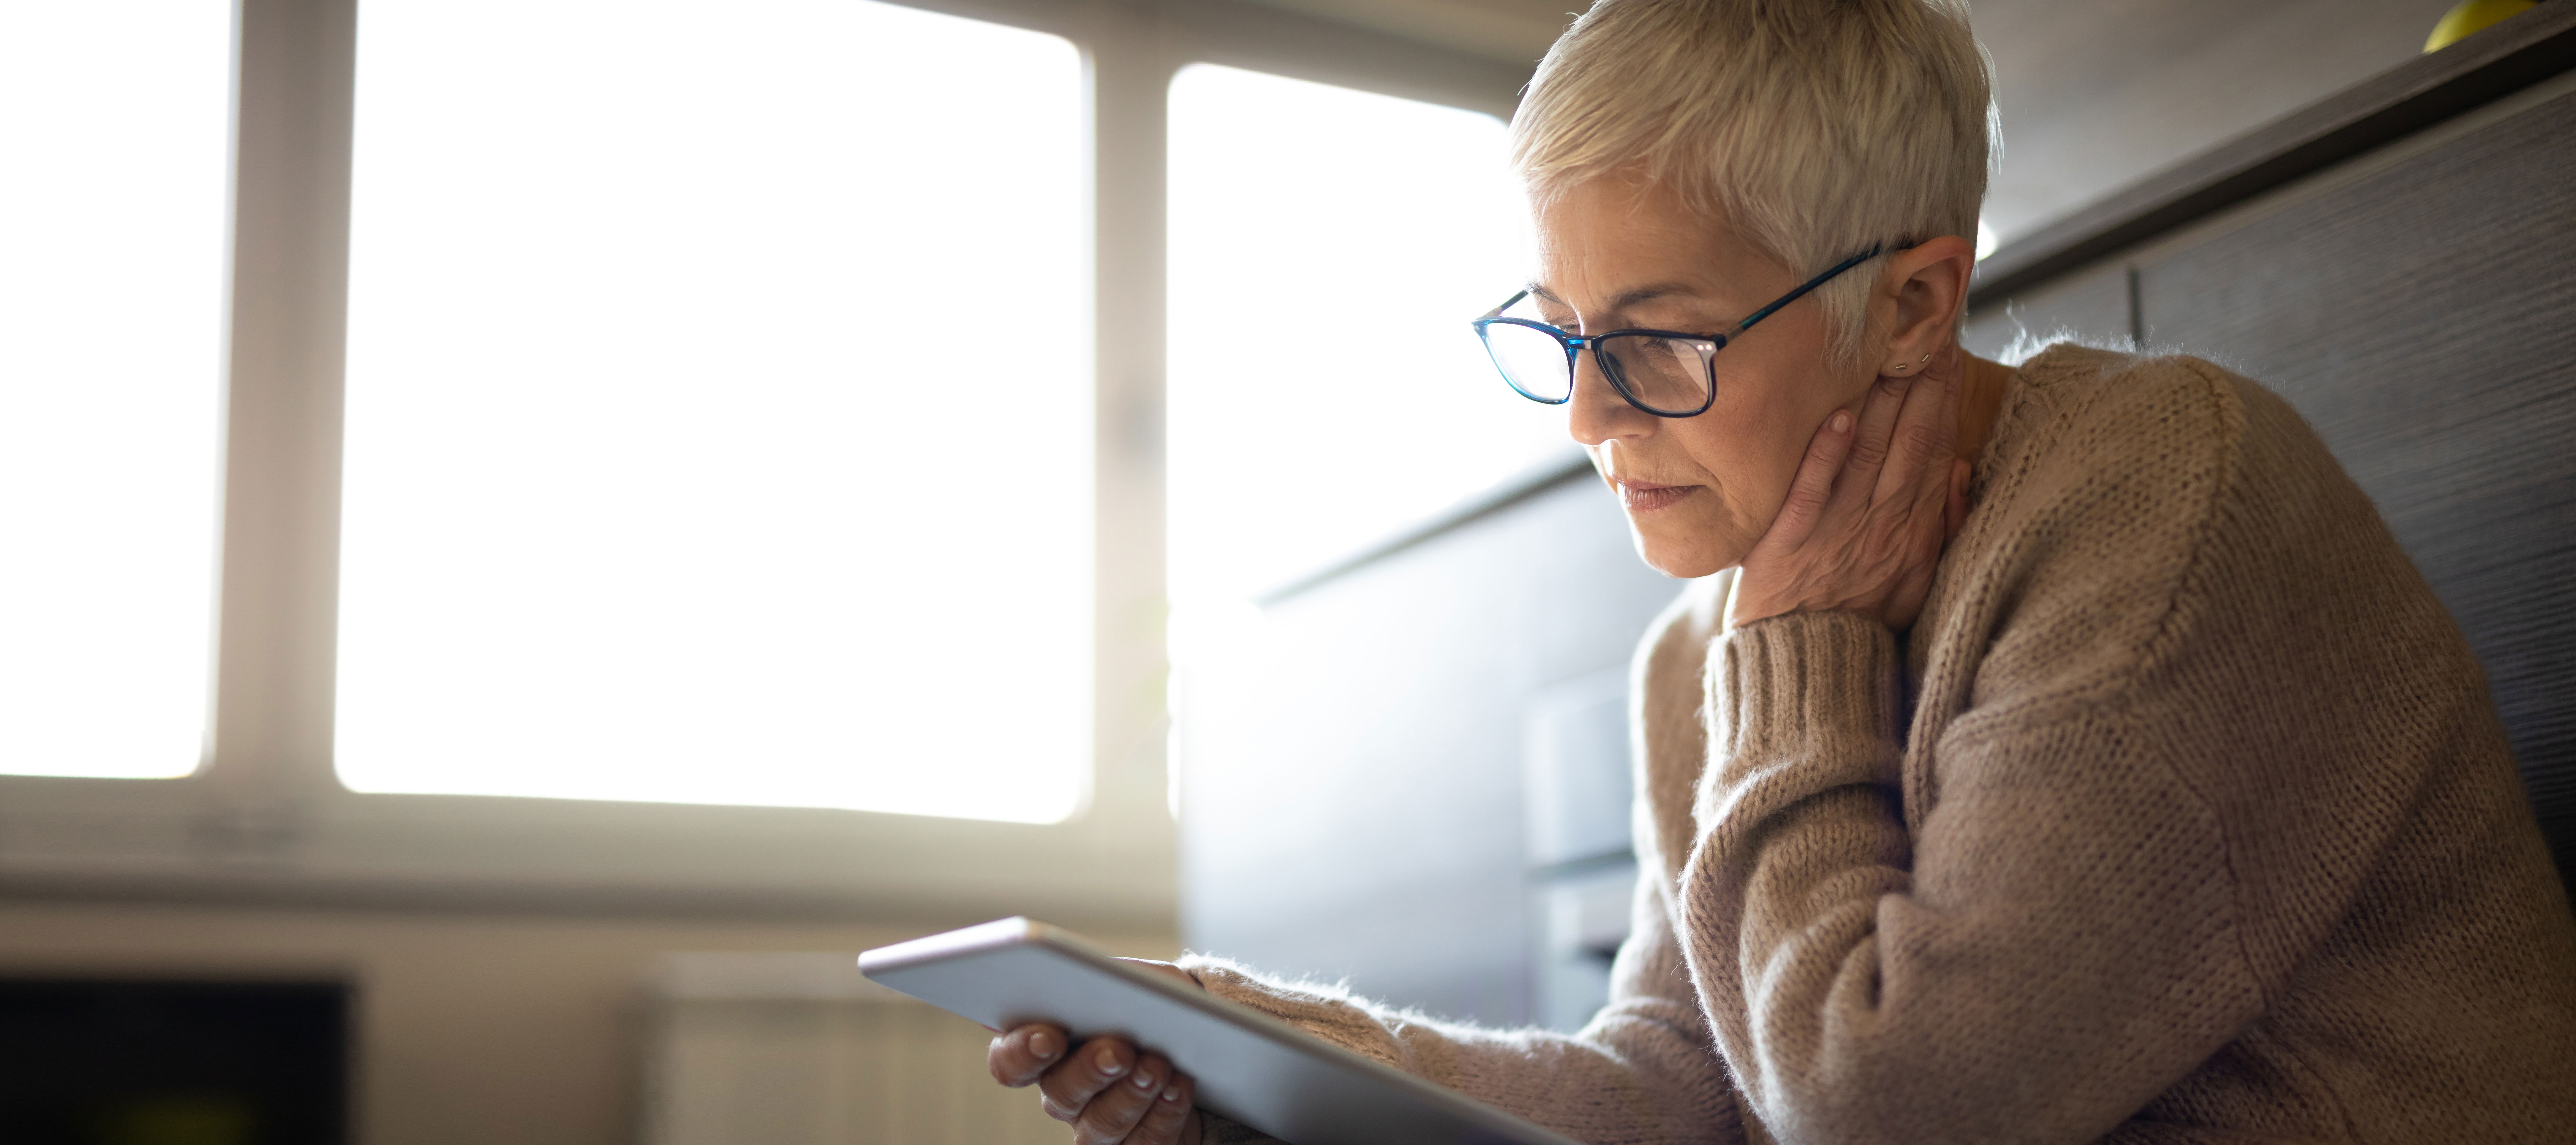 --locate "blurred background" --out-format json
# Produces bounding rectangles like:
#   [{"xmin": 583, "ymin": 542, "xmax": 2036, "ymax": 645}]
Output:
[{"xmin": 2, "ymin": 0, "xmax": 2566, "ymax": 1142}]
